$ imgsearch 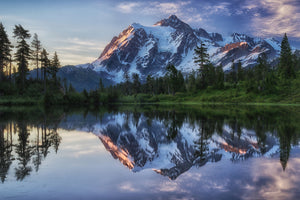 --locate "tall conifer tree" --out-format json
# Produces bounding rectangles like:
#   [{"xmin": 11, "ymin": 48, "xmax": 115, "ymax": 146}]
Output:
[
  {"xmin": 31, "ymin": 33, "xmax": 42, "ymax": 80},
  {"xmin": 0, "ymin": 23, "xmax": 12, "ymax": 81},
  {"xmin": 49, "ymin": 51, "xmax": 60, "ymax": 81},
  {"xmin": 194, "ymin": 42, "xmax": 210, "ymax": 89},
  {"xmin": 40, "ymin": 48, "xmax": 50, "ymax": 93},
  {"xmin": 13, "ymin": 25, "xmax": 31, "ymax": 93},
  {"xmin": 279, "ymin": 33, "xmax": 295, "ymax": 79}
]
